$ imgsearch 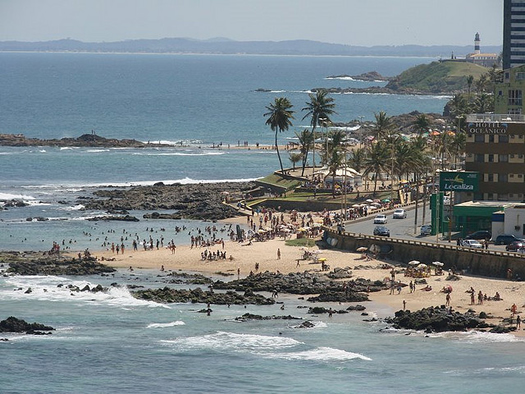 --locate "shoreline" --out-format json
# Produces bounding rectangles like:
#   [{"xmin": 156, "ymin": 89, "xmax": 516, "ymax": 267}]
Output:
[{"xmin": 79, "ymin": 215, "xmax": 525, "ymax": 337}]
